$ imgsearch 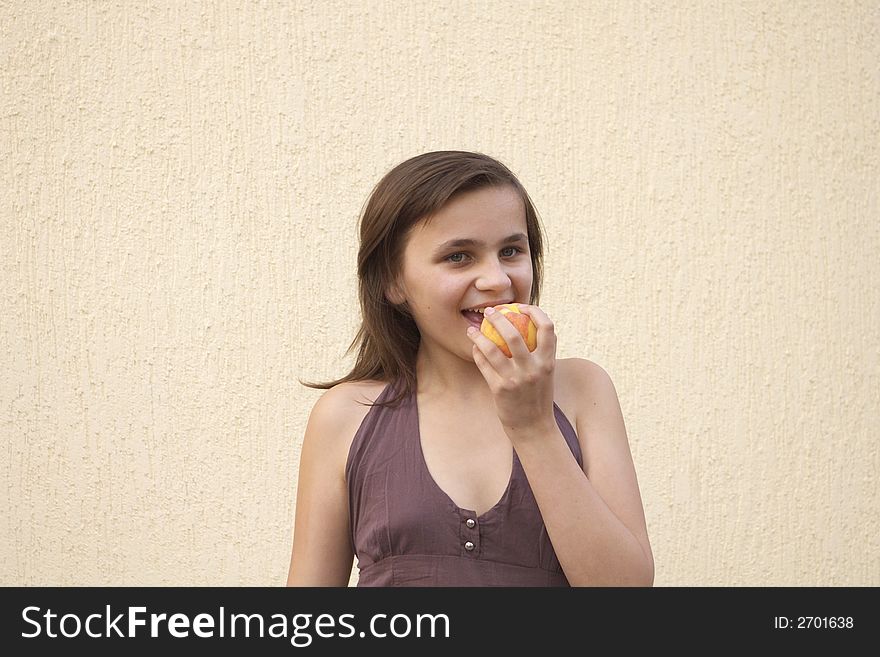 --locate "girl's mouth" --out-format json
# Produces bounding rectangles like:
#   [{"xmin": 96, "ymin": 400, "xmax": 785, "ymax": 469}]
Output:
[{"xmin": 461, "ymin": 309, "xmax": 484, "ymax": 329}]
